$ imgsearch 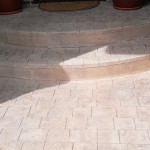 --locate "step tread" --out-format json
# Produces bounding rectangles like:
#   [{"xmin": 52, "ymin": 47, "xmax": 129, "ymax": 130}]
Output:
[
  {"xmin": 0, "ymin": 36, "xmax": 149, "ymax": 69},
  {"xmin": 0, "ymin": 2, "xmax": 150, "ymax": 33}
]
